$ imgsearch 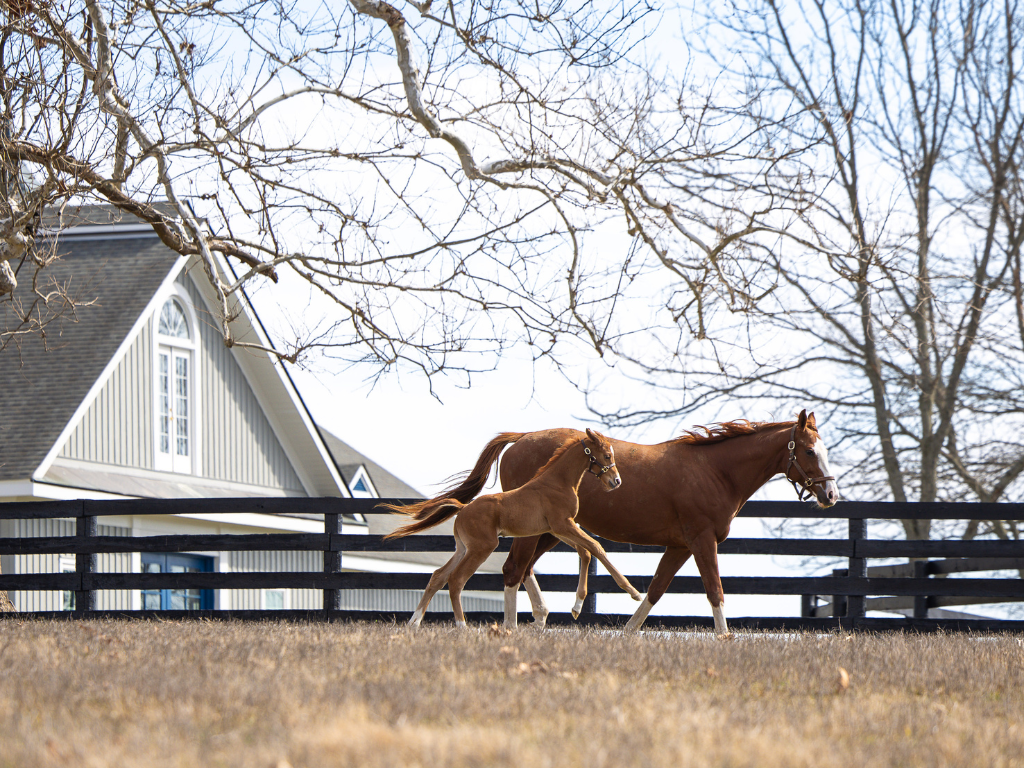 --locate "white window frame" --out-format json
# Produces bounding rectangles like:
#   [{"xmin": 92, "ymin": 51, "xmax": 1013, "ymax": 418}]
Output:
[
  {"xmin": 348, "ymin": 465, "xmax": 378, "ymax": 498},
  {"xmin": 153, "ymin": 286, "xmax": 201, "ymax": 475},
  {"xmin": 262, "ymin": 588, "xmax": 289, "ymax": 610},
  {"xmin": 59, "ymin": 555, "xmax": 75, "ymax": 611}
]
